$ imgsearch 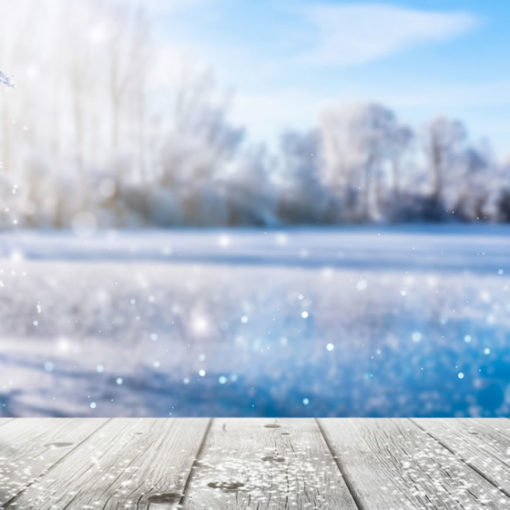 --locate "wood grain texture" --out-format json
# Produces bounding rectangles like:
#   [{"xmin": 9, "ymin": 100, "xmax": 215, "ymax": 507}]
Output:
[
  {"xmin": 0, "ymin": 418, "xmax": 107, "ymax": 506},
  {"xmin": 3, "ymin": 418, "xmax": 510, "ymax": 509},
  {"xmin": 6, "ymin": 418, "xmax": 210, "ymax": 510},
  {"xmin": 319, "ymin": 418, "xmax": 510, "ymax": 510},
  {"xmin": 183, "ymin": 418, "xmax": 358, "ymax": 510},
  {"xmin": 413, "ymin": 418, "xmax": 510, "ymax": 496}
]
